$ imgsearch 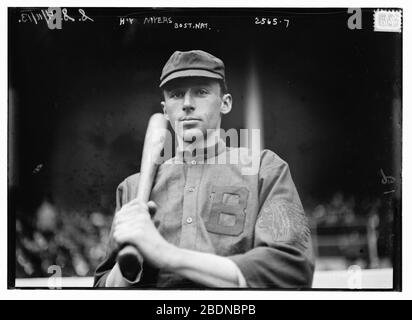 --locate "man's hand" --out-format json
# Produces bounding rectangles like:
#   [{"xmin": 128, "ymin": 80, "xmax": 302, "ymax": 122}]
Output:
[
  {"xmin": 112, "ymin": 199, "xmax": 246, "ymax": 287},
  {"xmin": 112, "ymin": 199, "xmax": 174, "ymax": 269}
]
